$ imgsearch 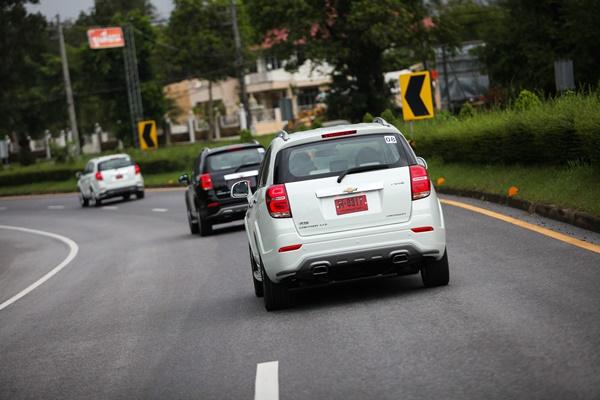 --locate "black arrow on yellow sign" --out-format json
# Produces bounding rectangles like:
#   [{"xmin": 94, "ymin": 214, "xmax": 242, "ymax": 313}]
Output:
[
  {"xmin": 404, "ymin": 74, "xmax": 428, "ymax": 117},
  {"xmin": 141, "ymin": 123, "xmax": 156, "ymax": 148}
]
